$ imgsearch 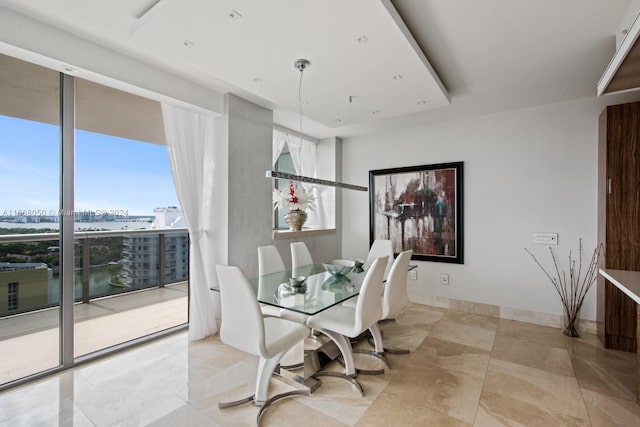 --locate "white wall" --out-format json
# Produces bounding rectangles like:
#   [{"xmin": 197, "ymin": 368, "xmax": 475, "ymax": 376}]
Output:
[
  {"xmin": 342, "ymin": 94, "xmax": 639, "ymax": 322},
  {"xmin": 226, "ymin": 94, "xmax": 273, "ymax": 278}
]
